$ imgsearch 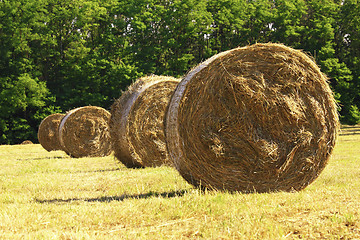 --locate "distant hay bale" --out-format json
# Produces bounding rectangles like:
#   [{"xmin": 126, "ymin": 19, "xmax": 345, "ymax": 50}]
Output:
[
  {"xmin": 21, "ymin": 140, "xmax": 33, "ymax": 145},
  {"xmin": 166, "ymin": 43, "xmax": 340, "ymax": 193},
  {"xmin": 110, "ymin": 75, "xmax": 180, "ymax": 168},
  {"xmin": 58, "ymin": 106, "xmax": 112, "ymax": 158},
  {"xmin": 38, "ymin": 113, "xmax": 65, "ymax": 151}
]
